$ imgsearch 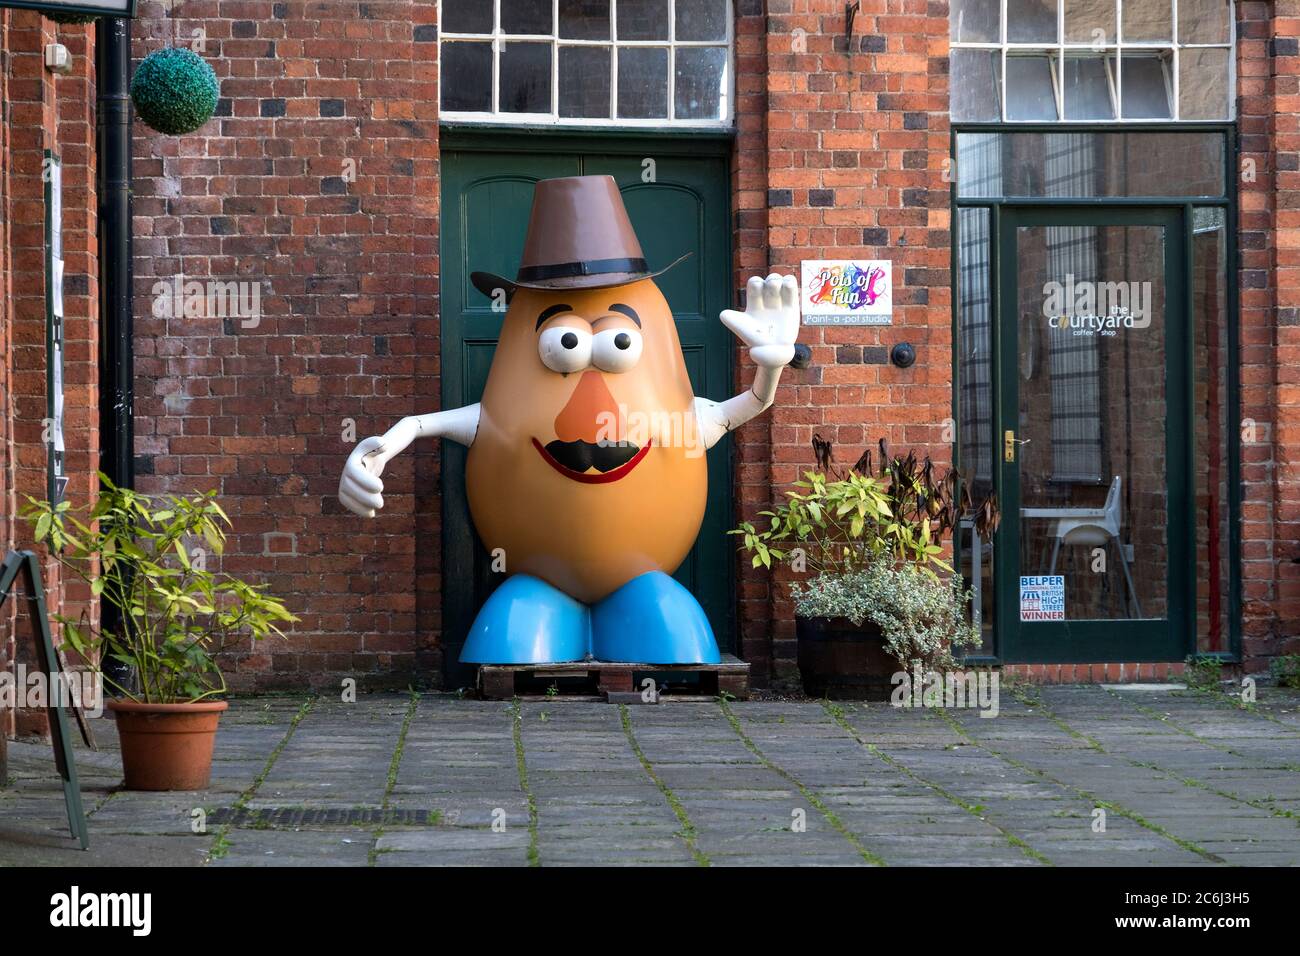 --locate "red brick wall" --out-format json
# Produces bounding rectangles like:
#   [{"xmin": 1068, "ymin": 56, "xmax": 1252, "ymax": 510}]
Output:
[
  {"xmin": 1239, "ymin": 1, "xmax": 1297, "ymax": 671},
  {"xmin": 0, "ymin": 10, "xmax": 98, "ymax": 739},
  {"xmin": 130, "ymin": 1, "xmax": 439, "ymax": 690},
  {"xmin": 731, "ymin": 0, "xmax": 953, "ymax": 685},
  {"xmin": 730, "ymin": 0, "xmax": 775, "ymax": 682},
  {"xmin": 0, "ymin": 11, "xmax": 14, "ymax": 757},
  {"xmin": 112, "ymin": 0, "xmax": 1293, "ymax": 689},
  {"xmin": 2, "ymin": 9, "xmax": 60, "ymax": 739}
]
